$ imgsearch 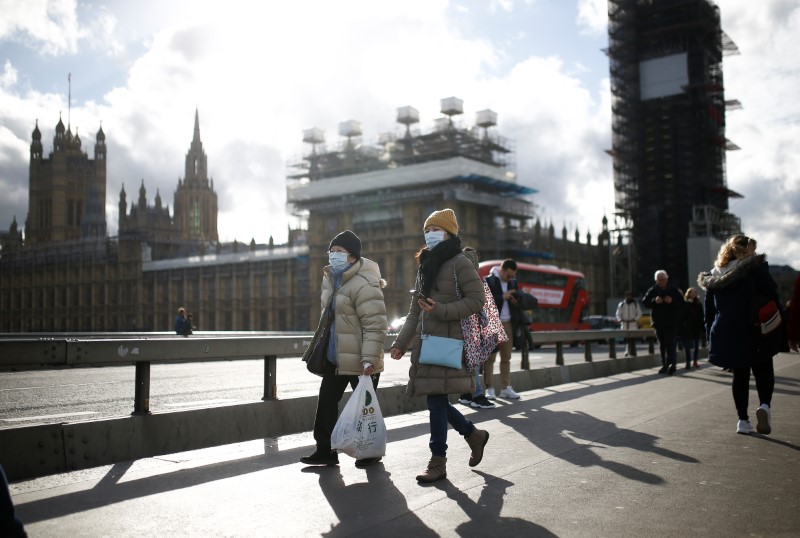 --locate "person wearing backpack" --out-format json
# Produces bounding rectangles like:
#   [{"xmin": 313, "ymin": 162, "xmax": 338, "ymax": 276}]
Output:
[
  {"xmin": 458, "ymin": 247, "xmax": 496, "ymax": 410},
  {"xmin": 484, "ymin": 259, "xmax": 523, "ymax": 400}
]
